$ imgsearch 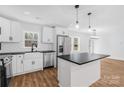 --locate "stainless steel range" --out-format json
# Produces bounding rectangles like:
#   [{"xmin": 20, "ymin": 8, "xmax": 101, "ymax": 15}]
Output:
[{"xmin": 0, "ymin": 55, "xmax": 13, "ymax": 87}]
